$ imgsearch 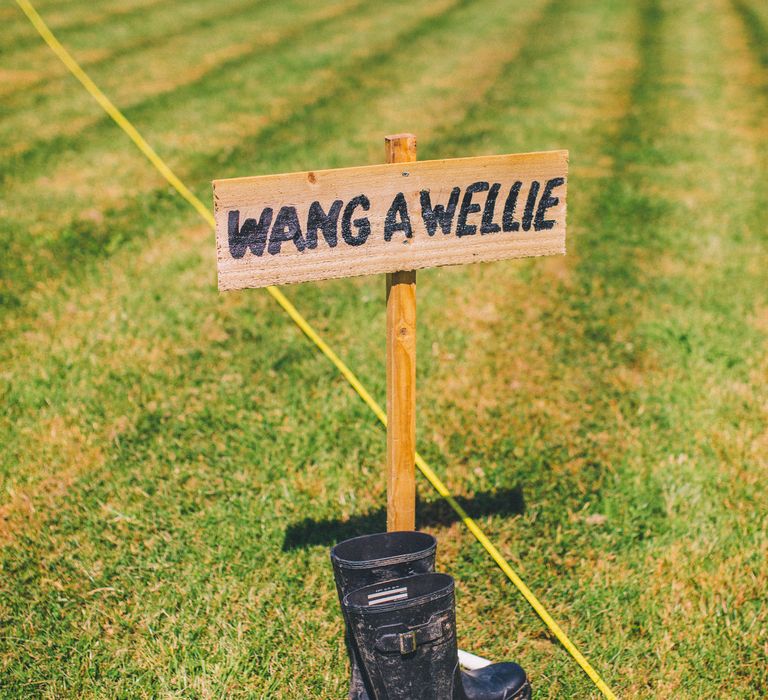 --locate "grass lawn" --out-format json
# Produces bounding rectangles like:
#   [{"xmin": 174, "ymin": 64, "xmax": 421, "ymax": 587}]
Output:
[{"xmin": 1, "ymin": 0, "xmax": 767, "ymax": 697}]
